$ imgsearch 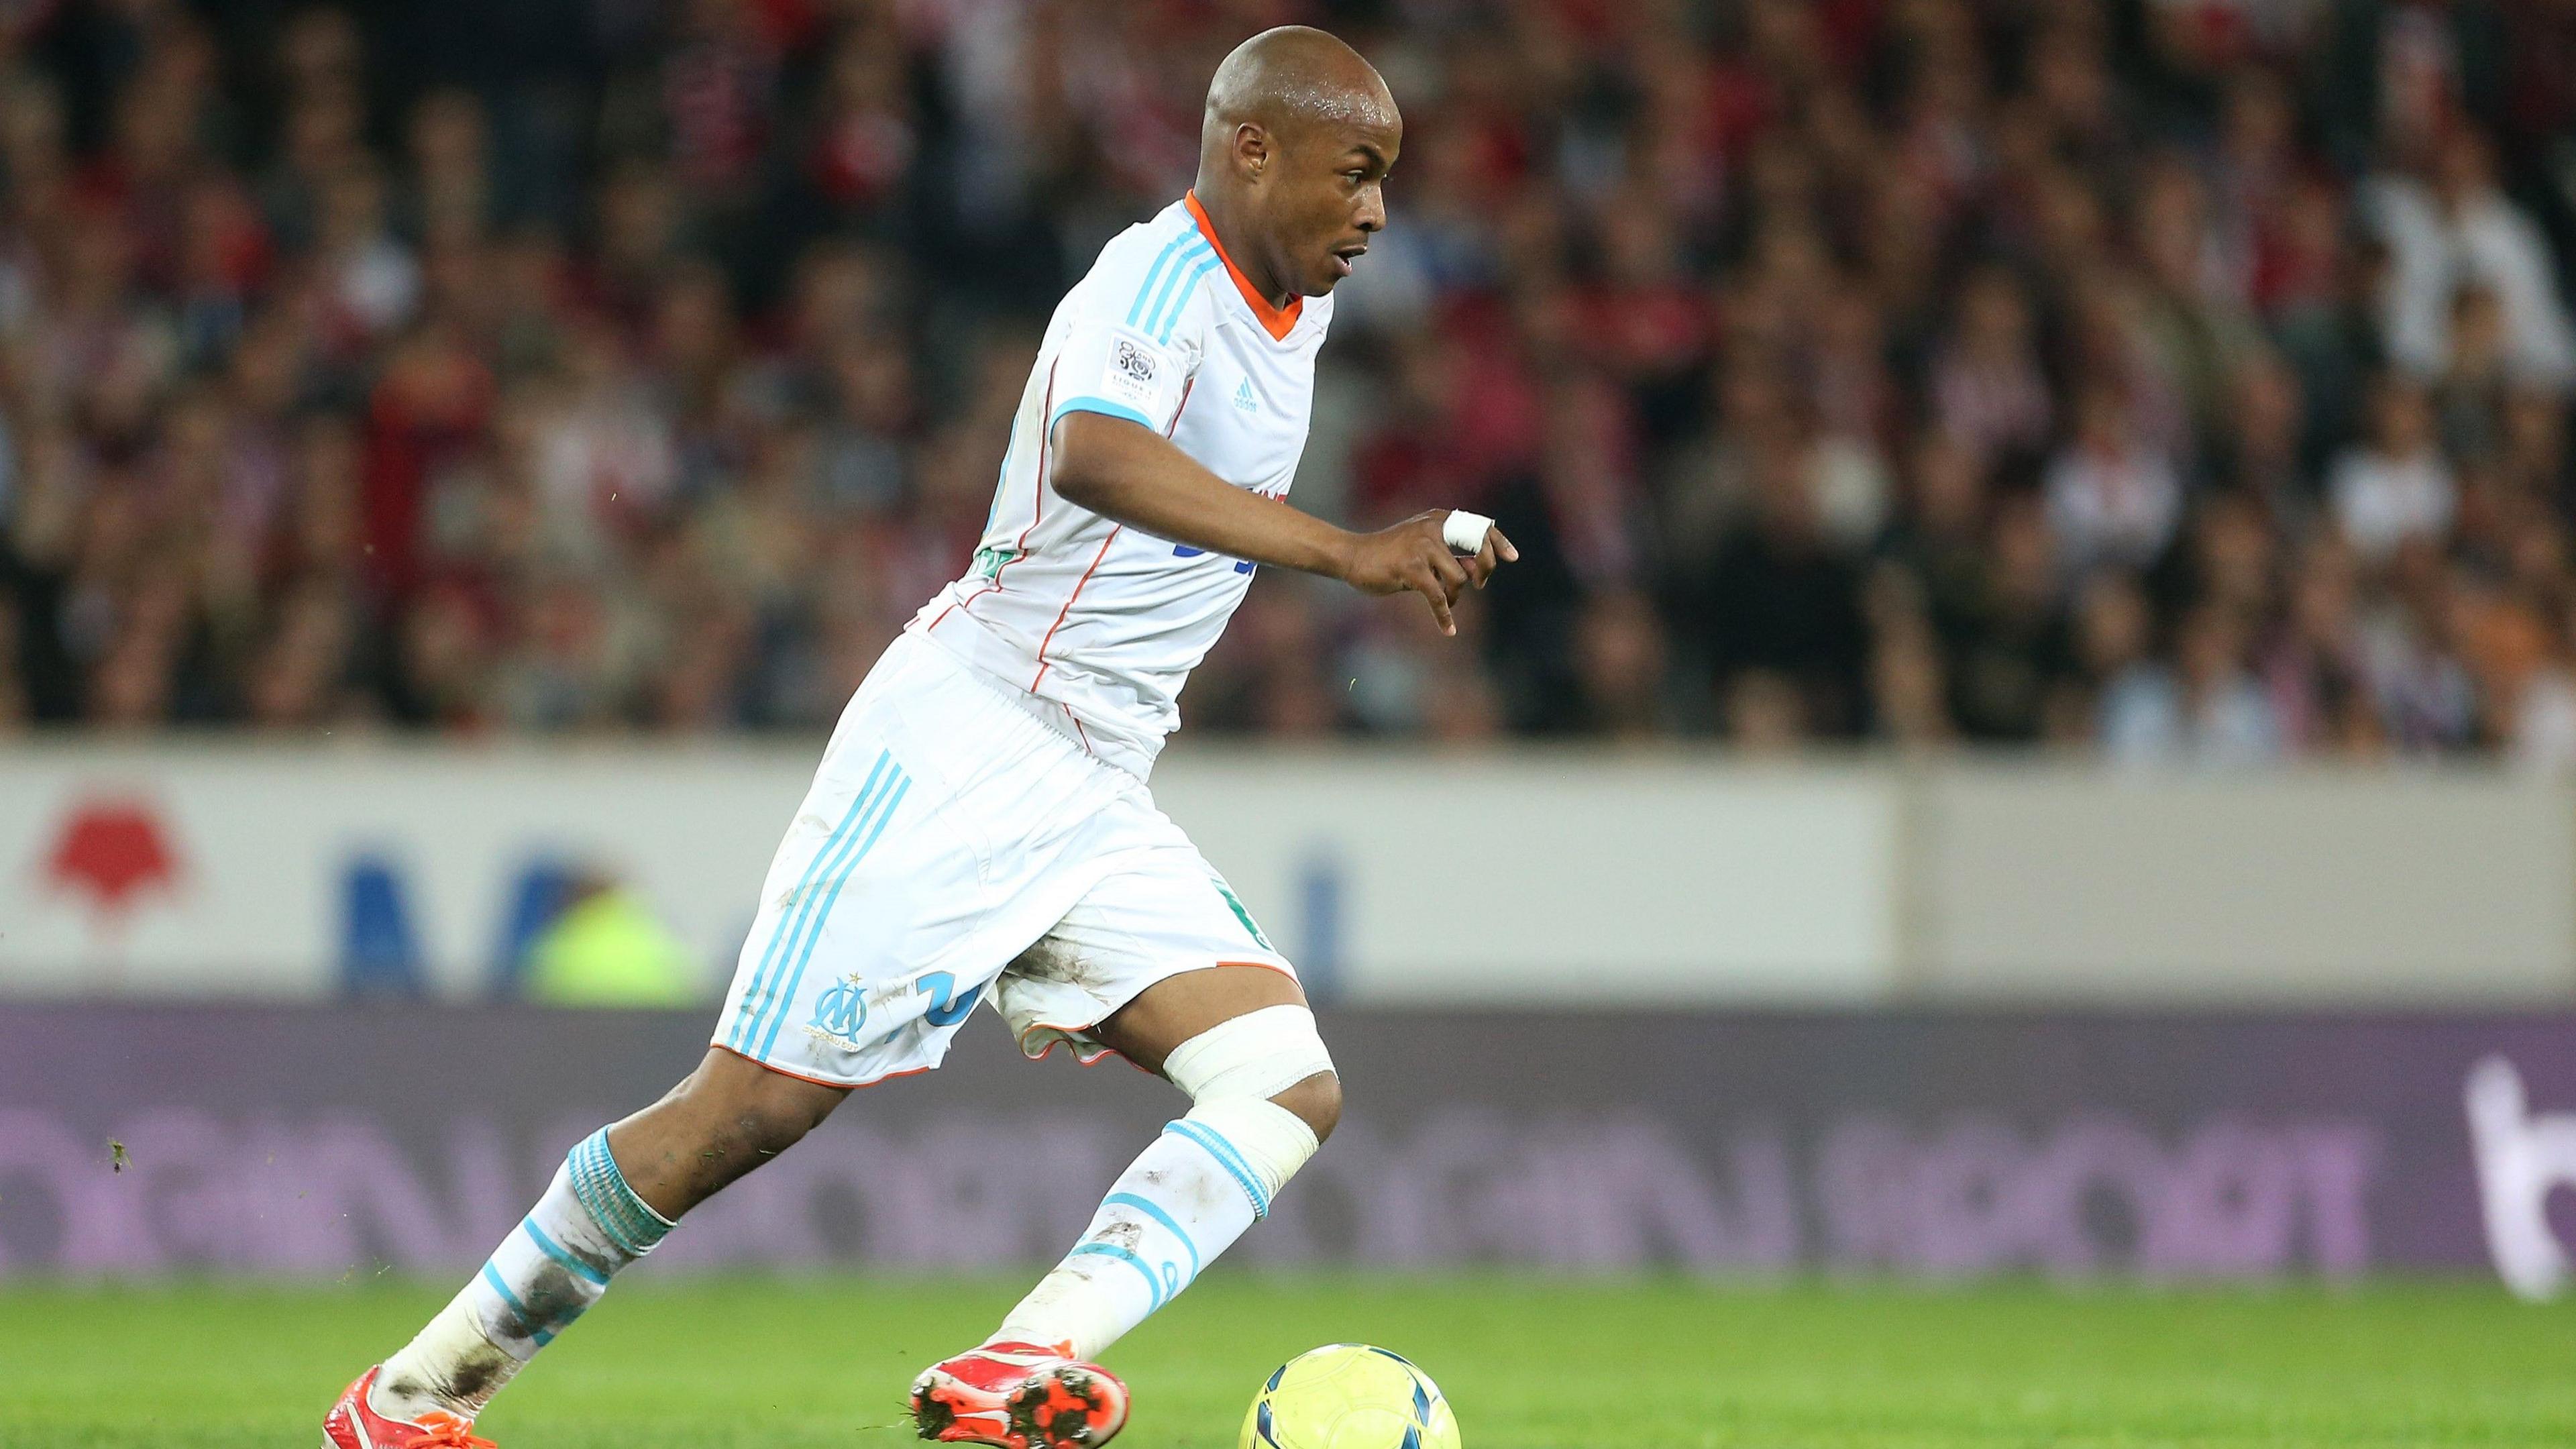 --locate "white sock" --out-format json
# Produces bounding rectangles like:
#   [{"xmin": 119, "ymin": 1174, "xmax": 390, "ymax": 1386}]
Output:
[
  {"xmin": 997, "ymin": 1099, "xmax": 1317, "ymax": 1359},
  {"xmin": 374, "ymin": 1128, "xmax": 674, "ymax": 1419}
]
